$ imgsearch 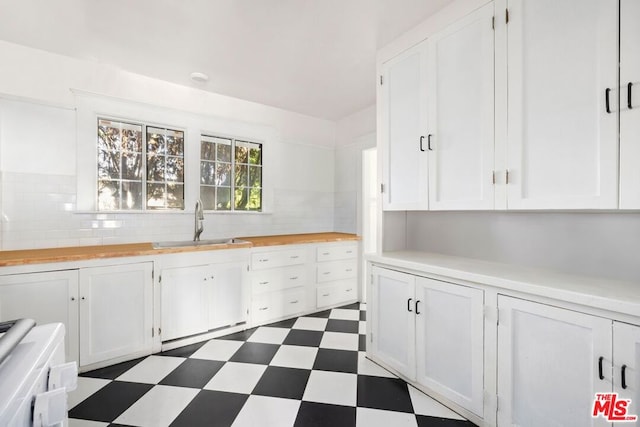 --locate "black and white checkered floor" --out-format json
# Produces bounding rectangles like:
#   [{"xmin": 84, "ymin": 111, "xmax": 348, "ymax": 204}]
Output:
[{"xmin": 68, "ymin": 303, "xmax": 475, "ymax": 427}]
